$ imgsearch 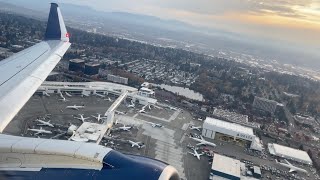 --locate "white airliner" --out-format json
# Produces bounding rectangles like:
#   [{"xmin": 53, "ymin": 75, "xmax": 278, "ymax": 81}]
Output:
[
  {"xmin": 65, "ymin": 92, "xmax": 72, "ymax": 97},
  {"xmin": 139, "ymin": 109, "xmax": 146, "ymax": 113},
  {"xmin": 59, "ymin": 97, "xmax": 69, "ymax": 102},
  {"xmin": 115, "ymin": 110, "xmax": 126, "ymax": 115},
  {"xmin": 104, "ymin": 97, "xmax": 113, "ymax": 102},
  {"xmin": 275, "ymin": 159, "xmax": 308, "ymax": 174},
  {"xmin": 128, "ymin": 140, "xmax": 145, "ymax": 149},
  {"xmin": 28, "ymin": 127, "xmax": 53, "ymax": 135},
  {"xmin": 35, "ymin": 119, "xmax": 54, "ymax": 127},
  {"xmin": 188, "ymin": 148, "xmax": 204, "ymax": 160},
  {"xmin": 59, "ymin": 92, "xmax": 64, "ymax": 99},
  {"xmin": 147, "ymin": 122, "xmax": 163, "ymax": 128},
  {"xmin": 0, "ymin": 3, "xmax": 179, "ymax": 180},
  {"xmin": 189, "ymin": 125, "xmax": 201, "ymax": 132},
  {"xmin": 74, "ymin": 114, "xmax": 90, "ymax": 123},
  {"xmin": 94, "ymin": 93, "xmax": 106, "ymax": 98},
  {"xmin": 92, "ymin": 113, "xmax": 107, "ymax": 122},
  {"xmin": 43, "ymin": 91, "xmax": 50, "ymax": 97},
  {"xmin": 127, "ymin": 101, "xmax": 135, "ymax": 108},
  {"xmin": 190, "ymin": 135, "xmax": 216, "ymax": 147},
  {"xmin": 118, "ymin": 124, "xmax": 132, "ymax": 131},
  {"xmin": 66, "ymin": 105, "xmax": 85, "ymax": 110},
  {"xmin": 151, "ymin": 104, "xmax": 163, "ymax": 110}
]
